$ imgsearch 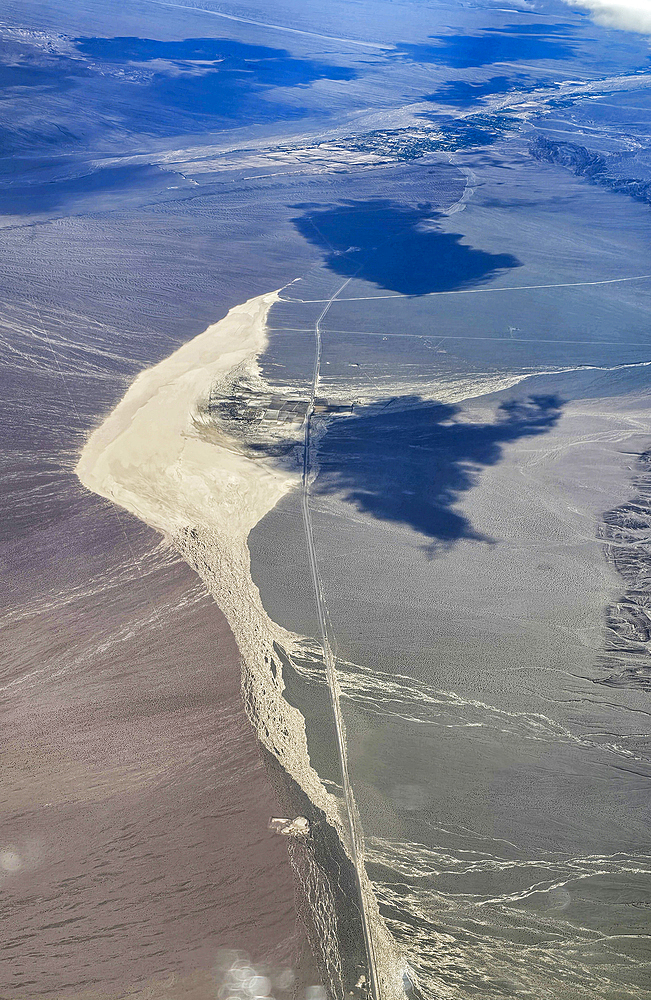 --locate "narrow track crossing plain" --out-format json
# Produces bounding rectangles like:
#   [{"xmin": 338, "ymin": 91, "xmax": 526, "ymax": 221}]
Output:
[{"xmin": 300, "ymin": 277, "xmax": 383, "ymax": 1000}]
